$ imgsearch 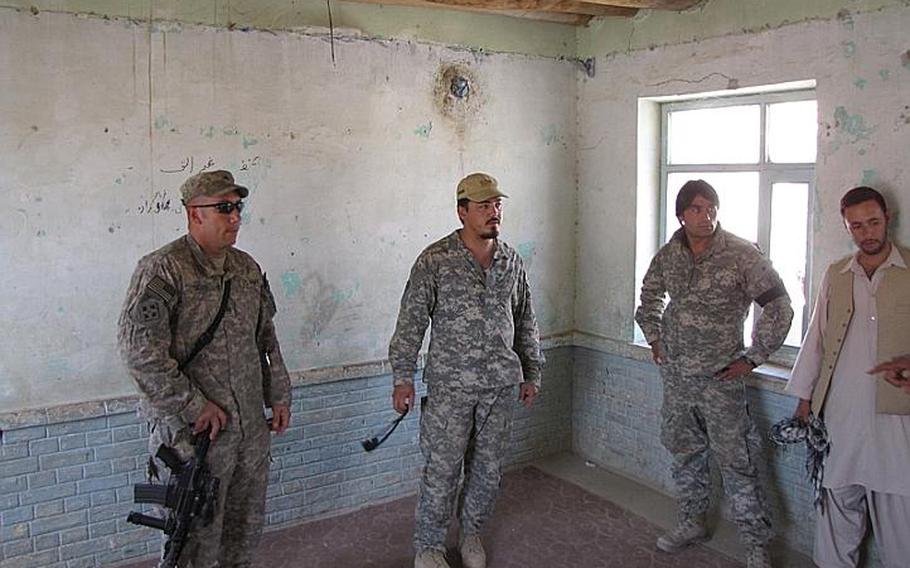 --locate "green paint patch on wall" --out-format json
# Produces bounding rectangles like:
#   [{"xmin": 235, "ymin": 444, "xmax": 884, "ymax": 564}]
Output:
[
  {"xmin": 331, "ymin": 284, "xmax": 359, "ymax": 304},
  {"xmin": 834, "ymin": 106, "xmax": 875, "ymax": 142},
  {"xmin": 853, "ymin": 78, "xmax": 867, "ymax": 89},
  {"xmin": 242, "ymin": 135, "xmax": 259, "ymax": 149},
  {"xmin": 154, "ymin": 115, "xmax": 170, "ymax": 130},
  {"xmin": 413, "ymin": 122, "xmax": 433, "ymax": 139},
  {"xmin": 540, "ymin": 124, "xmax": 563, "ymax": 147},
  {"xmin": 861, "ymin": 169, "xmax": 879, "ymax": 185},
  {"xmin": 517, "ymin": 241, "xmax": 537, "ymax": 259},
  {"xmin": 280, "ymin": 270, "xmax": 302, "ymax": 299},
  {"xmin": 879, "ymin": 69, "xmax": 891, "ymax": 80},
  {"xmin": 841, "ymin": 41, "xmax": 856, "ymax": 58}
]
